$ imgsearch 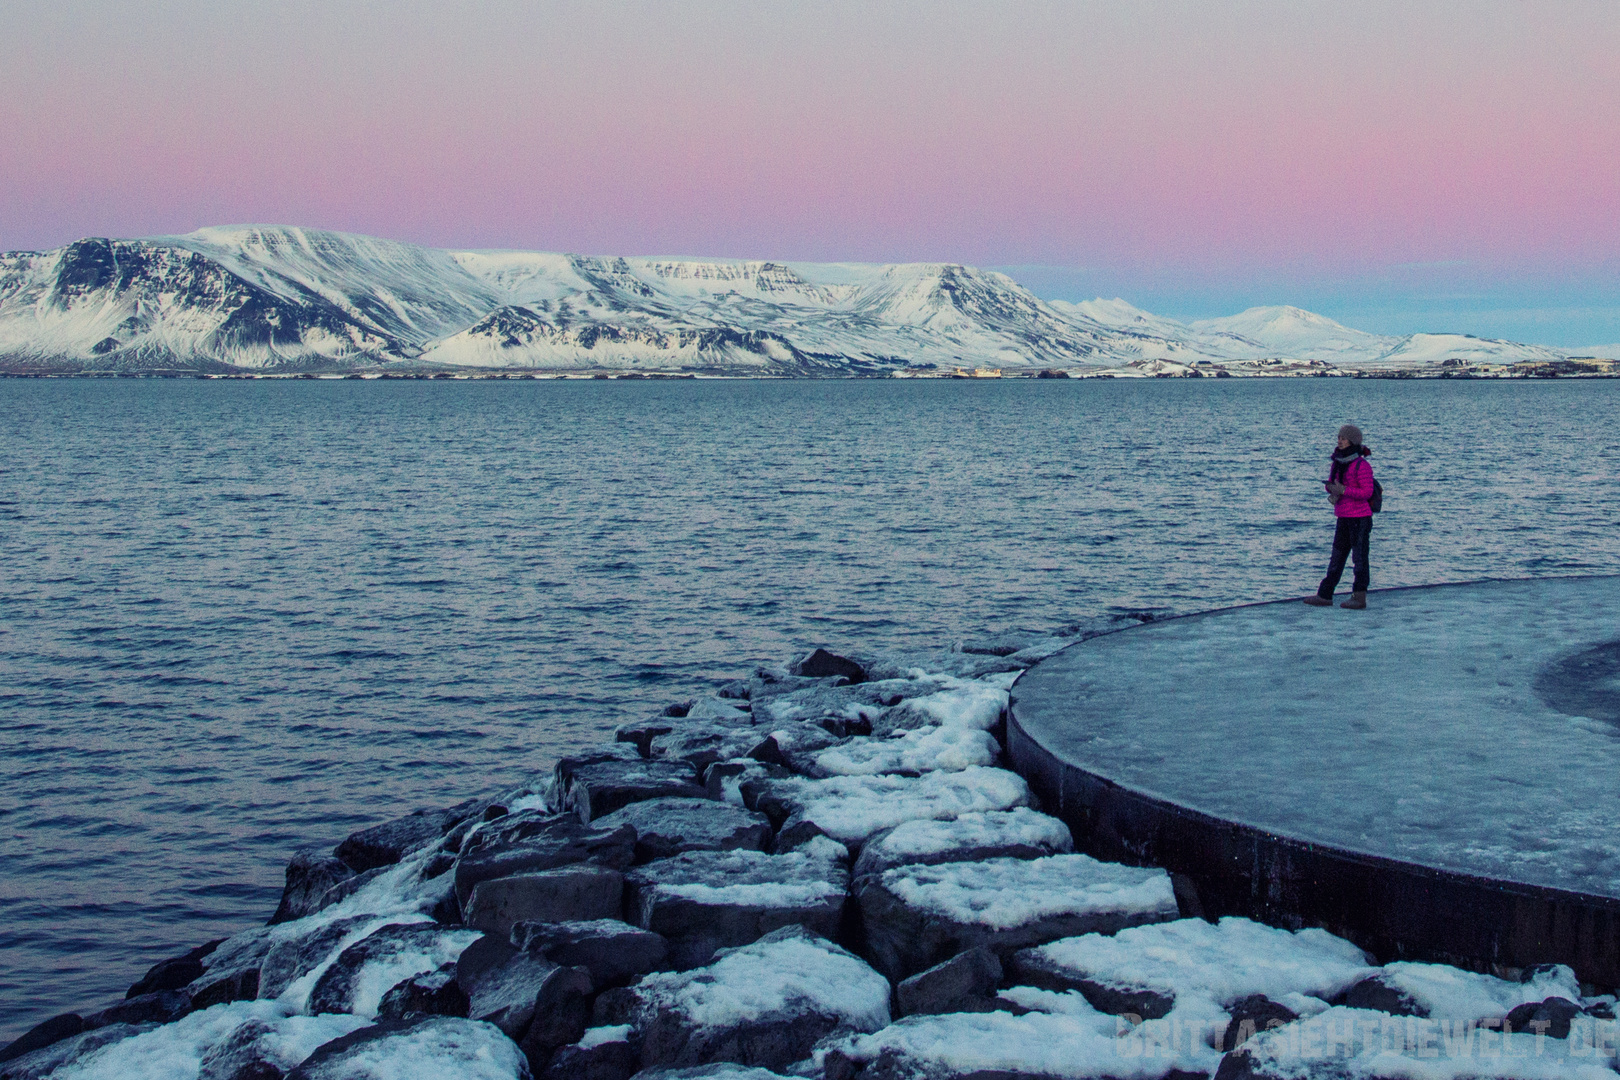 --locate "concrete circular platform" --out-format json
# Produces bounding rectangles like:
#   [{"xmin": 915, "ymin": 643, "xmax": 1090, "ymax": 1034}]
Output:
[{"xmin": 1007, "ymin": 576, "xmax": 1620, "ymax": 984}]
